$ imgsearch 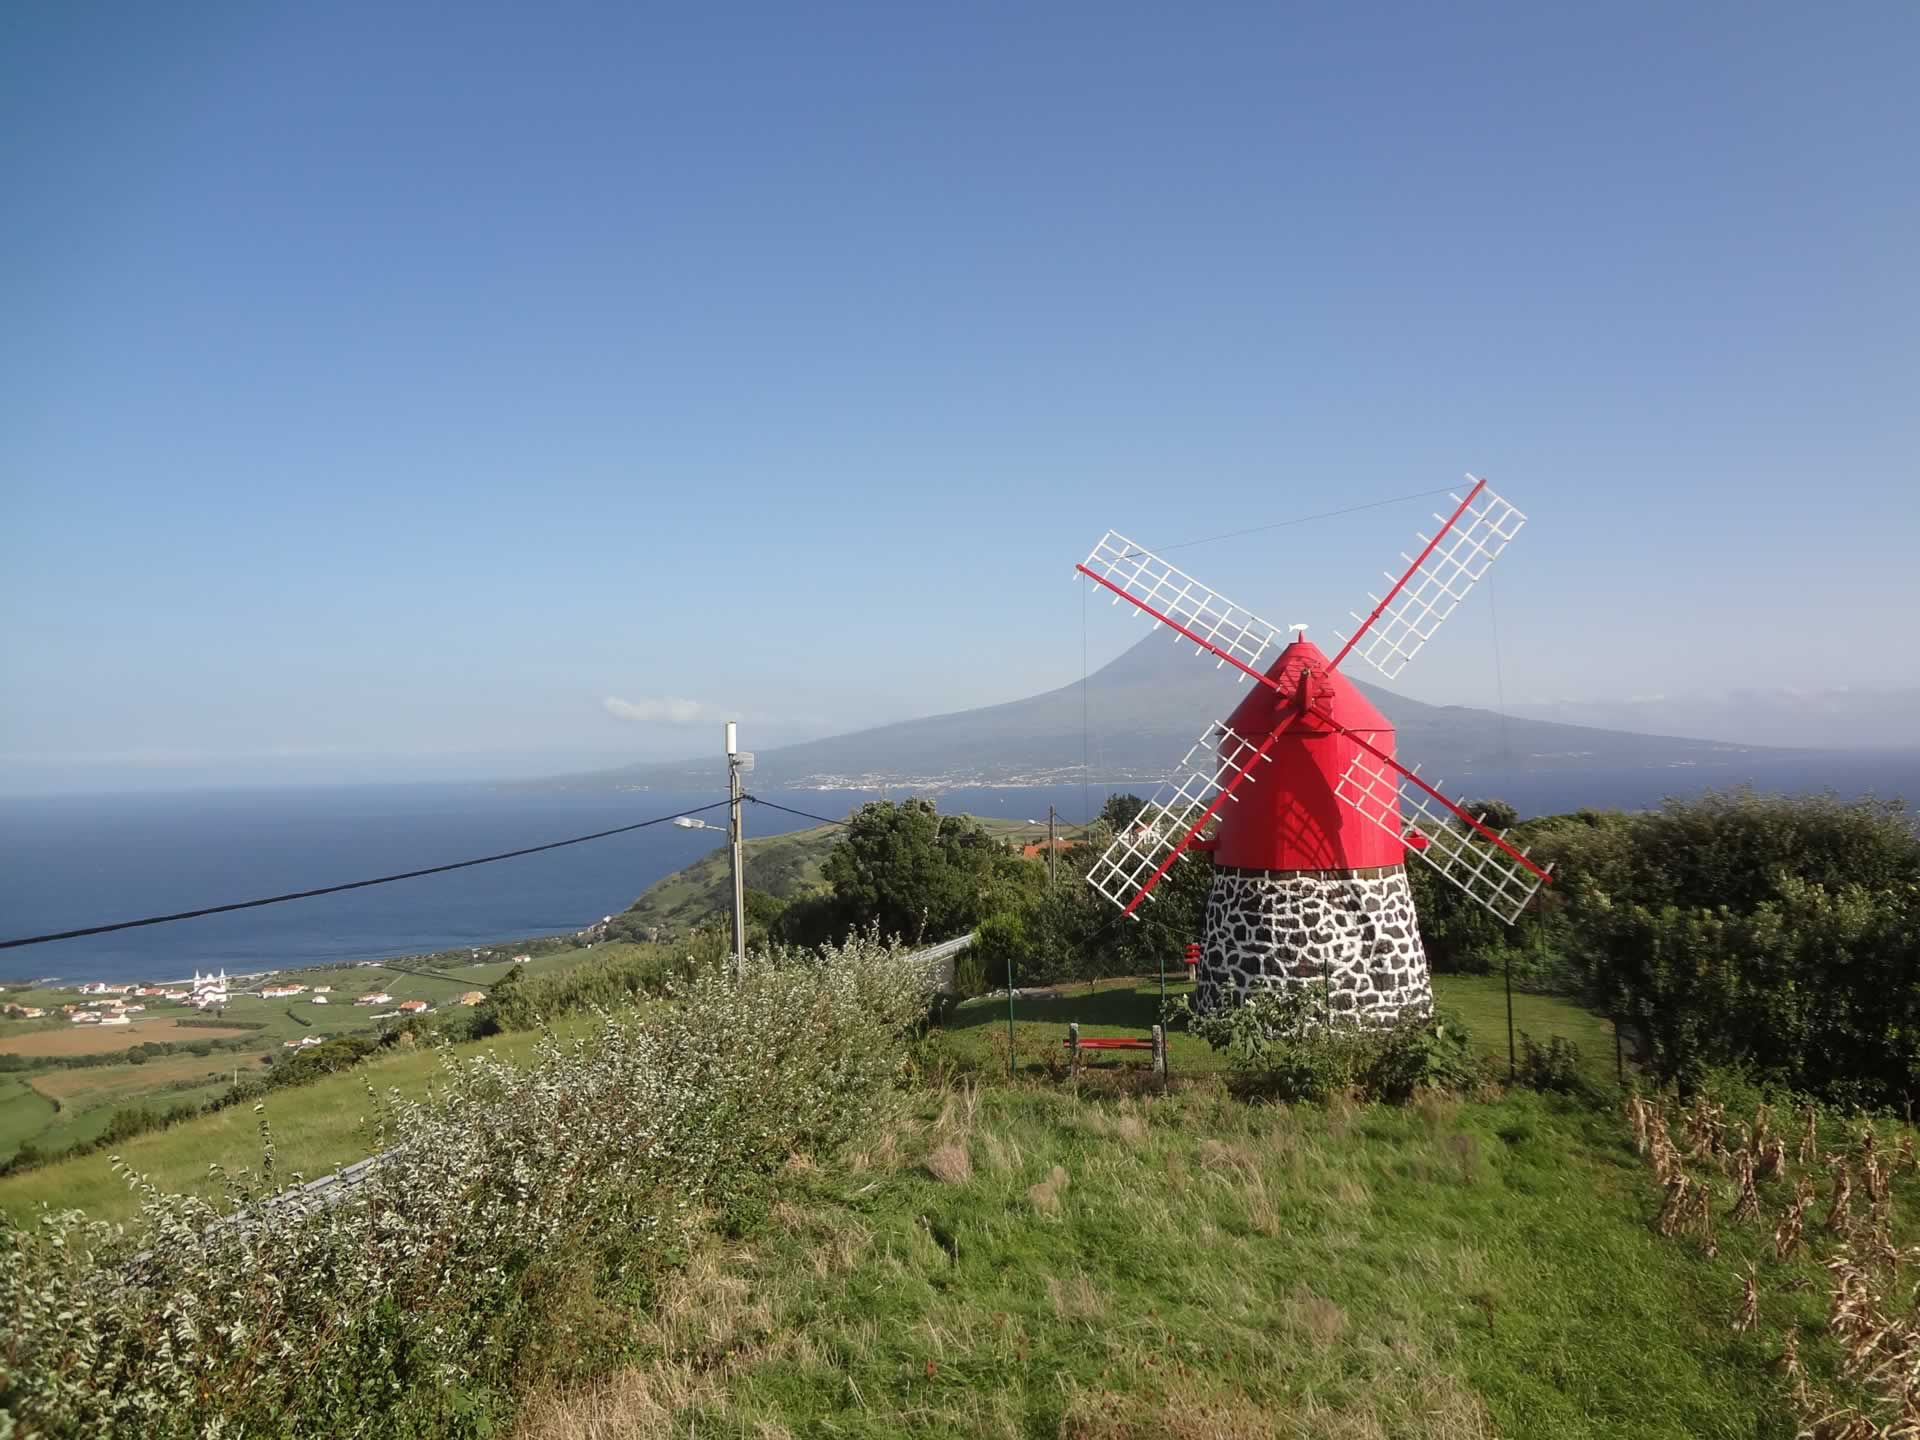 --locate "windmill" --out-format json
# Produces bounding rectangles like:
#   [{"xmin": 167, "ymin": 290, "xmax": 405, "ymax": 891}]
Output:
[{"xmin": 1075, "ymin": 476, "xmax": 1551, "ymax": 1024}]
